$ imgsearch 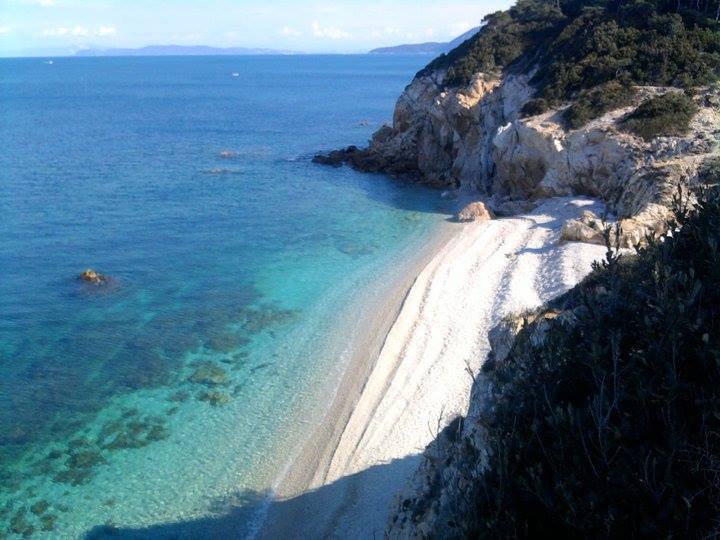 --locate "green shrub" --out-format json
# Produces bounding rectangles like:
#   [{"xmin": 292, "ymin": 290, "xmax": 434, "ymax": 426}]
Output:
[
  {"xmin": 419, "ymin": 0, "xmax": 720, "ymax": 104},
  {"xmin": 622, "ymin": 91, "xmax": 698, "ymax": 140},
  {"xmin": 520, "ymin": 97, "xmax": 550, "ymax": 117},
  {"xmin": 699, "ymin": 155, "xmax": 720, "ymax": 184},
  {"xmin": 565, "ymin": 81, "xmax": 637, "ymax": 128},
  {"xmin": 468, "ymin": 191, "xmax": 720, "ymax": 538},
  {"xmin": 417, "ymin": 1, "xmax": 564, "ymax": 83}
]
